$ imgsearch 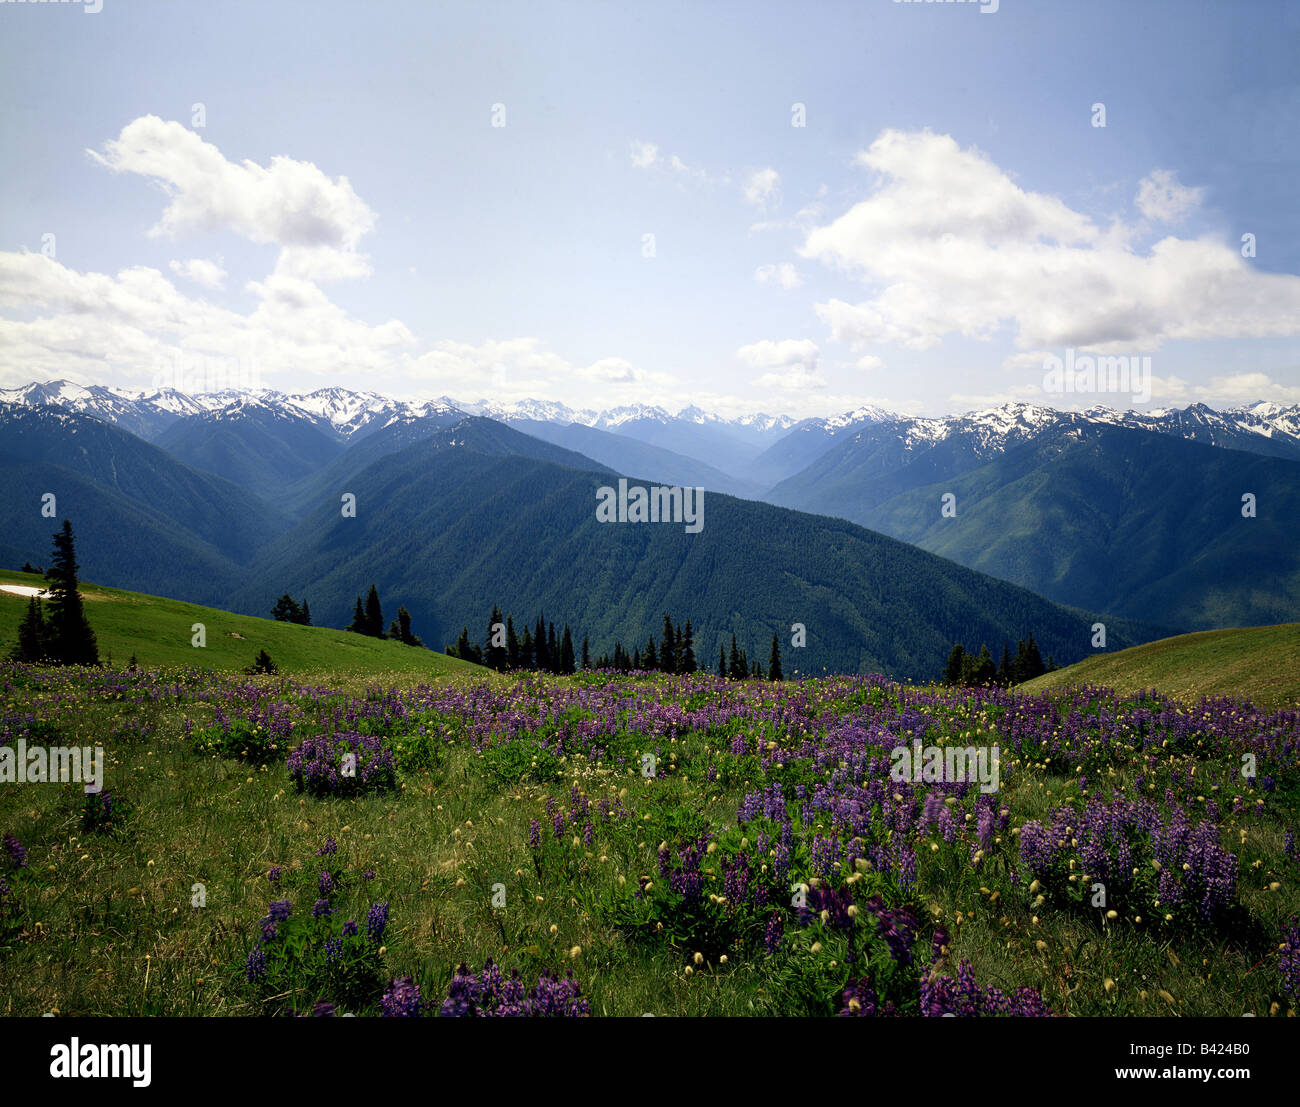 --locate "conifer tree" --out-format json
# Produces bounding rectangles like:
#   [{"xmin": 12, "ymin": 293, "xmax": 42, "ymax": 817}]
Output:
[
  {"xmin": 1024, "ymin": 632, "xmax": 1045, "ymax": 679},
  {"xmin": 486, "ymin": 605, "xmax": 506, "ymax": 670},
  {"xmin": 644, "ymin": 636, "xmax": 659, "ymax": 671},
  {"xmin": 506, "ymin": 616, "xmax": 520, "ymax": 669},
  {"xmin": 997, "ymin": 642, "xmax": 1012, "ymax": 686},
  {"xmin": 392, "ymin": 606, "xmax": 421, "ymax": 646},
  {"xmin": 768, "ymin": 632, "xmax": 783, "ymax": 681},
  {"xmin": 581, "ymin": 634, "xmax": 589, "ymax": 671},
  {"xmin": 301, "ymin": 601, "xmax": 311, "ymax": 626},
  {"xmin": 547, "ymin": 623, "xmax": 559, "ymax": 674},
  {"xmin": 44, "ymin": 520, "xmax": 97, "ymax": 666},
  {"xmin": 364, "ymin": 585, "xmax": 385, "ymax": 638},
  {"xmin": 717, "ymin": 644, "xmax": 727, "ymax": 679},
  {"xmin": 728, "ymin": 634, "xmax": 744, "ymax": 681},
  {"xmin": 535, "ymin": 616, "xmax": 549, "ymax": 672},
  {"xmin": 560, "ymin": 625, "xmax": 575, "ymax": 675},
  {"xmin": 681, "ymin": 621, "xmax": 696, "ymax": 673},
  {"xmin": 348, "ymin": 596, "xmax": 367, "ymax": 633},
  {"xmin": 943, "ymin": 644, "xmax": 966, "ymax": 685},
  {"xmin": 632, "ymin": 646, "xmax": 641, "ymax": 670},
  {"xmin": 12, "ymin": 595, "xmax": 49, "ymax": 663},
  {"xmin": 972, "ymin": 644, "xmax": 996, "ymax": 685},
  {"xmin": 660, "ymin": 615, "xmax": 675, "ymax": 674},
  {"xmin": 520, "ymin": 625, "xmax": 534, "ymax": 670}
]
